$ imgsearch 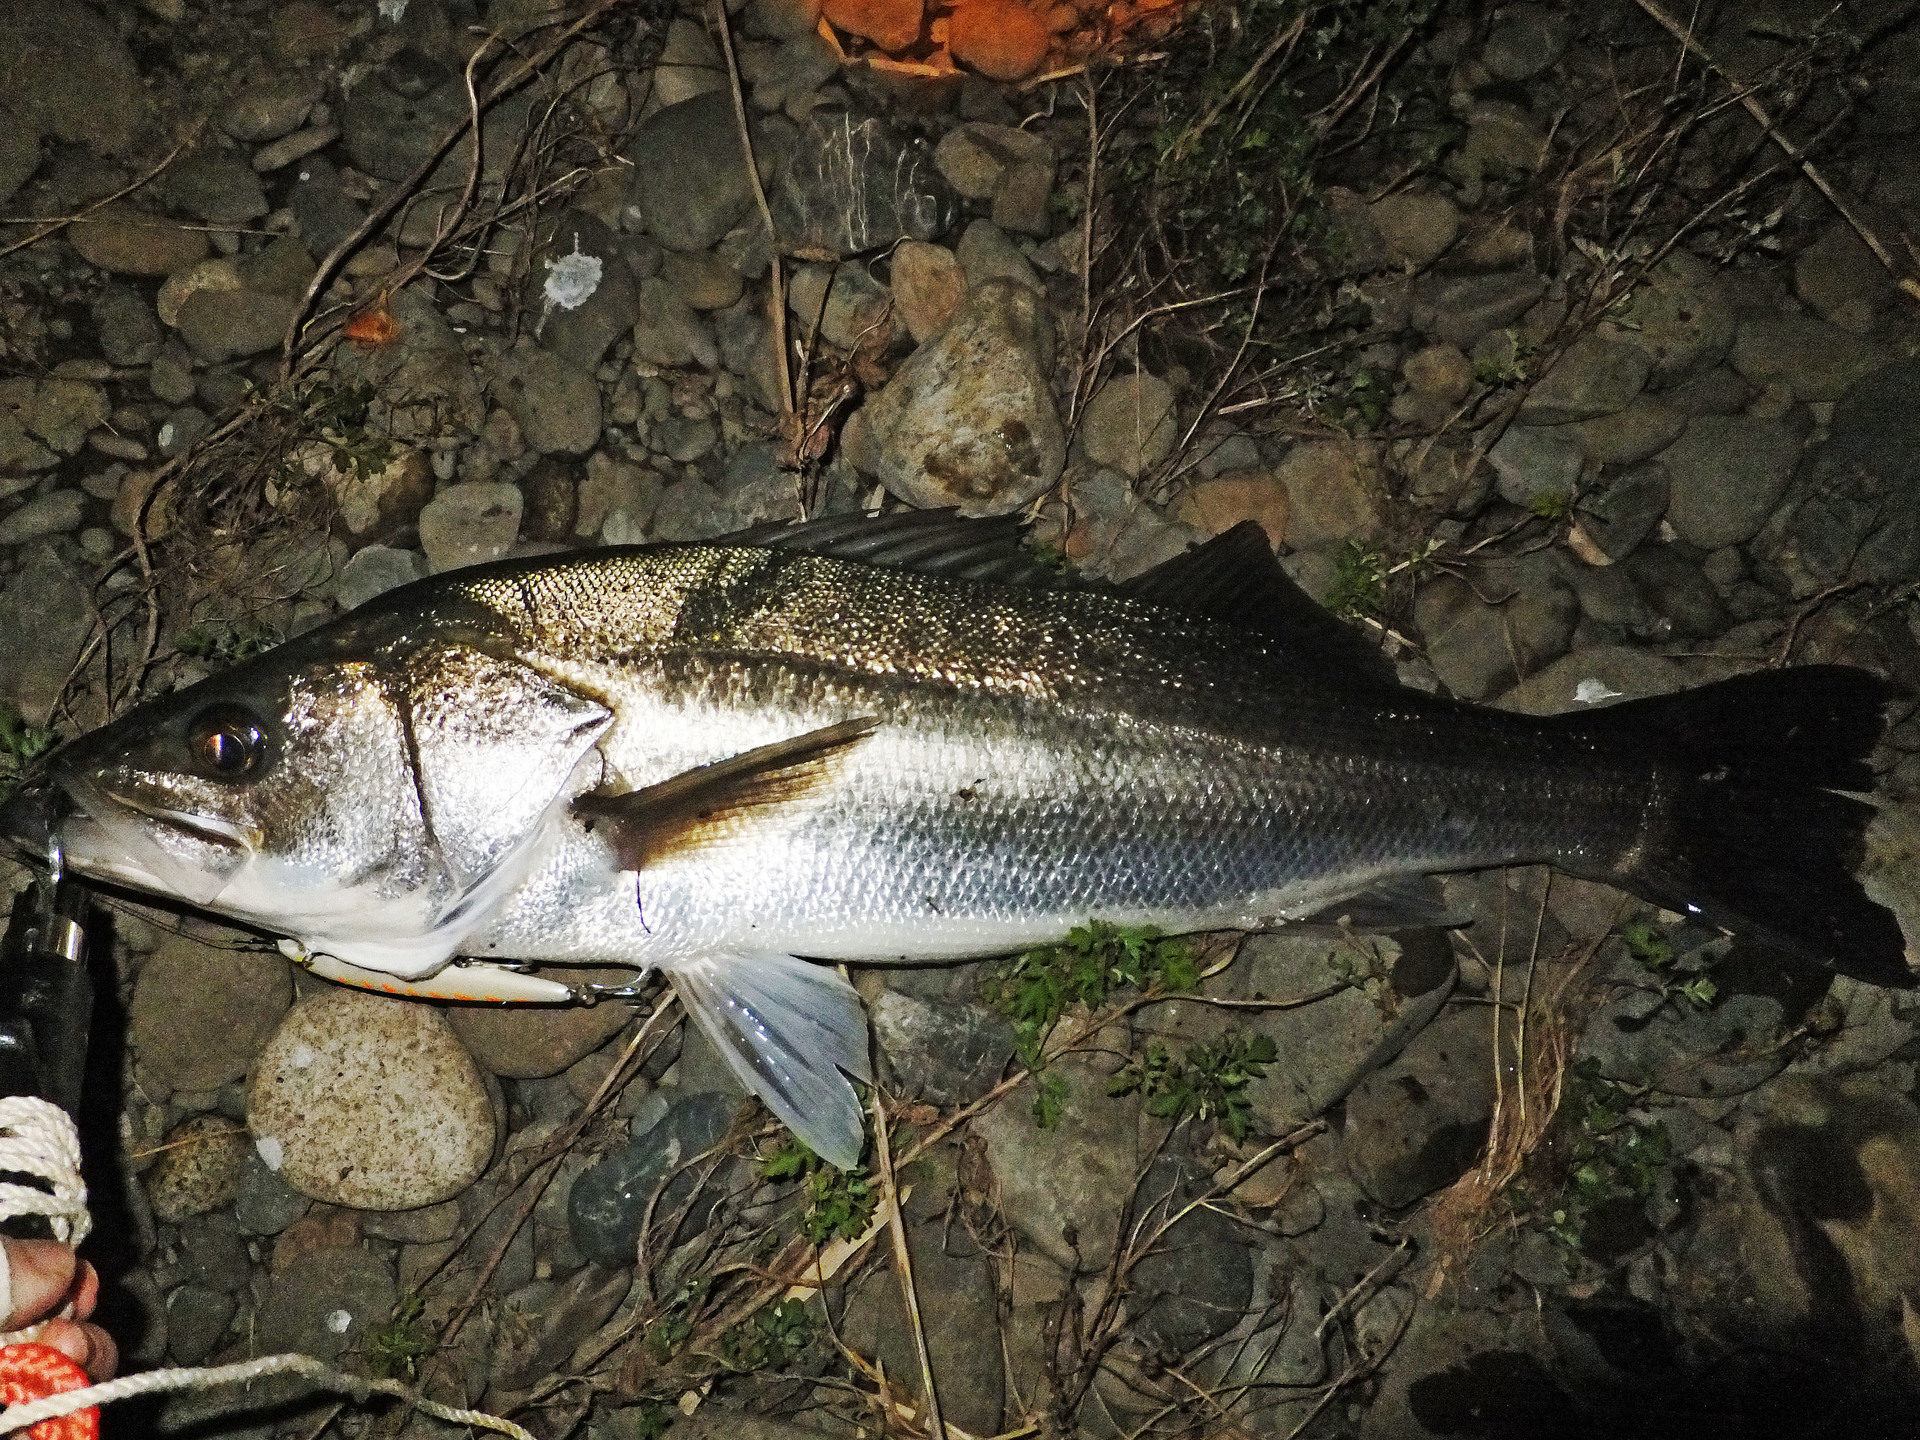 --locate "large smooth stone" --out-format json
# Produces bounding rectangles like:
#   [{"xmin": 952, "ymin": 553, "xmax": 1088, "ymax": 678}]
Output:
[{"xmin": 247, "ymin": 990, "xmax": 497, "ymax": 1210}]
